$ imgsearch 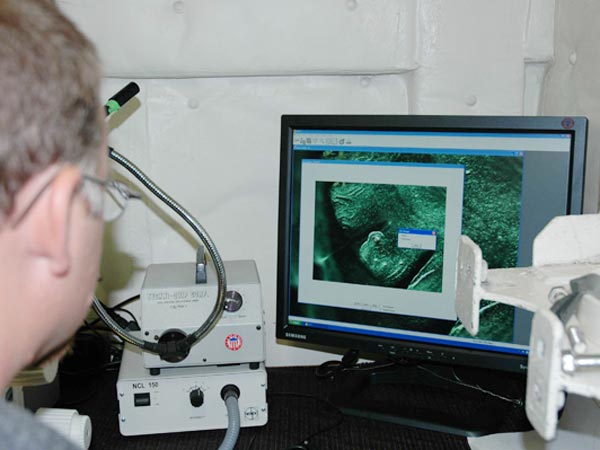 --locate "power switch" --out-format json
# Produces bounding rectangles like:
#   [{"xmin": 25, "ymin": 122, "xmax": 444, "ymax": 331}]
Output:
[{"xmin": 134, "ymin": 393, "xmax": 151, "ymax": 407}]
